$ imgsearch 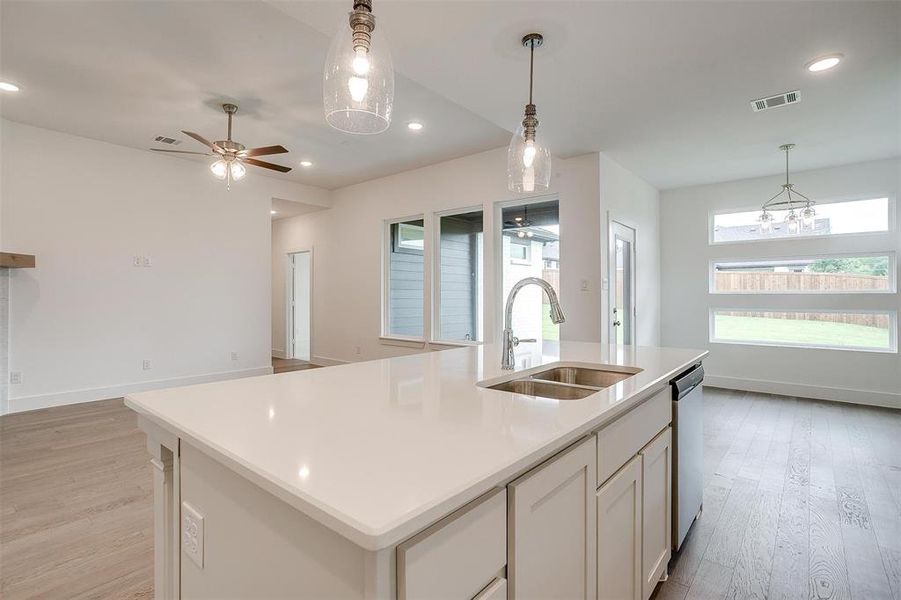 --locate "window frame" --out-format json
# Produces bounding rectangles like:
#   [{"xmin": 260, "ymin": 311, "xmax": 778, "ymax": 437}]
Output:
[
  {"xmin": 708, "ymin": 194, "xmax": 896, "ymax": 246},
  {"xmin": 493, "ymin": 193, "xmax": 561, "ymax": 344},
  {"xmin": 708, "ymin": 251, "xmax": 897, "ymax": 295},
  {"xmin": 382, "ymin": 215, "xmax": 427, "ymax": 343},
  {"xmin": 431, "ymin": 205, "xmax": 485, "ymax": 346},
  {"xmin": 708, "ymin": 307, "xmax": 898, "ymax": 354}
]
